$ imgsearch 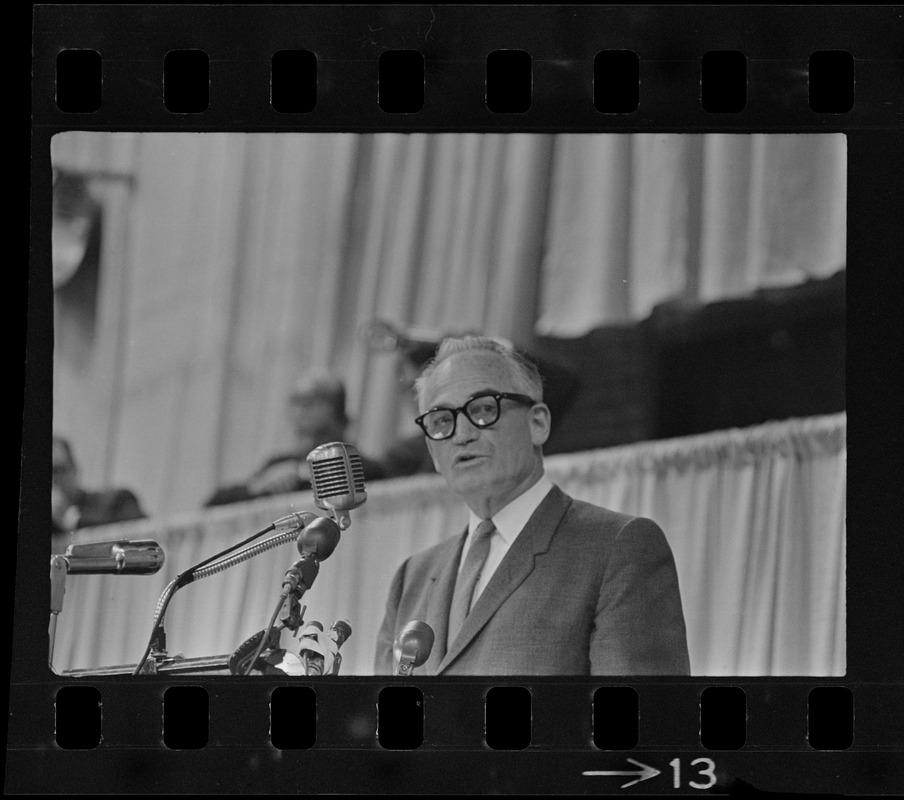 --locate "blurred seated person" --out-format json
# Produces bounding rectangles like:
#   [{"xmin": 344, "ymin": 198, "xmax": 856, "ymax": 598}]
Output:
[
  {"xmin": 52, "ymin": 434, "xmax": 146, "ymax": 548},
  {"xmin": 205, "ymin": 370, "xmax": 386, "ymax": 507}
]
